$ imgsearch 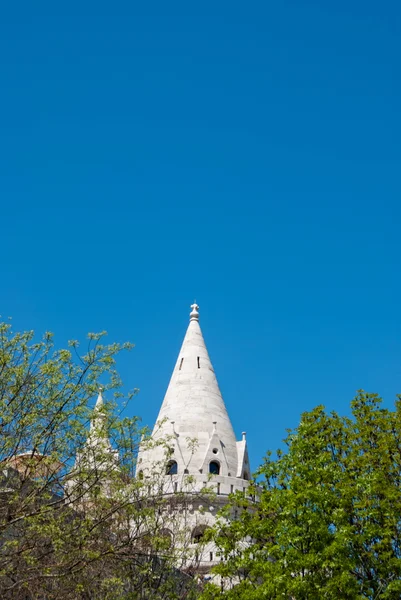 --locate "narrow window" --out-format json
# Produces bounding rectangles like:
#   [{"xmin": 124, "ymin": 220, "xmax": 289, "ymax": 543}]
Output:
[
  {"xmin": 210, "ymin": 552, "xmax": 213, "ymax": 561},
  {"xmin": 179, "ymin": 358, "xmax": 184, "ymax": 370},
  {"xmin": 174, "ymin": 481, "xmax": 178, "ymax": 493},
  {"xmin": 230, "ymin": 484, "xmax": 234, "ymax": 494},
  {"xmin": 217, "ymin": 482, "xmax": 221, "ymax": 495},
  {"xmin": 209, "ymin": 461, "xmax": 220, "ymax": 475},
  {"xmin": 197, "ymin": 356, "xmax": 200, "ymax": 369},
  {"xmin": 166, "ymin": 460, "xmax": 178, "ymax": 475},
  {"xmin": 192, "ymin": 525, "xmax": 209, "ymax": 544}
]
